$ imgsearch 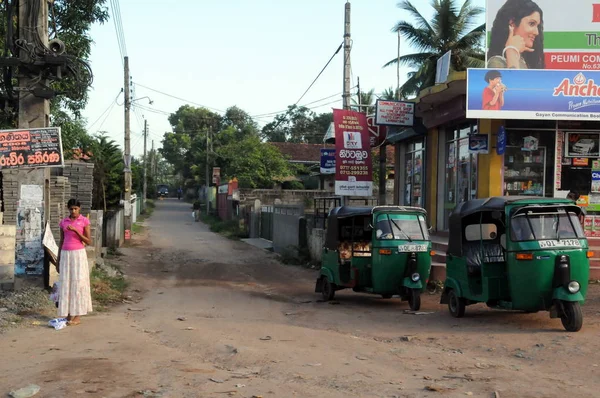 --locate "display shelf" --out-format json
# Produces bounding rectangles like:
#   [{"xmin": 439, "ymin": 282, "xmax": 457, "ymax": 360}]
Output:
[{"xmin": 503, "ymin": 146, "xmax": 546, "ymax": 196}]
